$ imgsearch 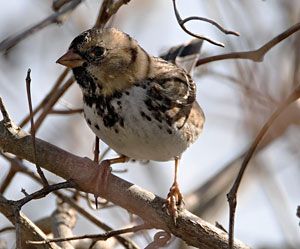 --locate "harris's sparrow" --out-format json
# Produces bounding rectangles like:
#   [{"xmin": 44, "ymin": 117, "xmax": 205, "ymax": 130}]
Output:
[{"xmin": 57, "ymin": 28, "xmax": 205, "ymax": 221}]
